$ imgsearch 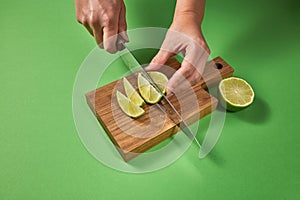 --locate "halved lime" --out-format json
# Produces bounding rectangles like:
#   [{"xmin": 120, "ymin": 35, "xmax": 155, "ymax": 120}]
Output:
[
  {"xmin": 123, "ymin": 77, "xmax": 145, "ymax": 106},
  {"xmin": 138, "ymin": 73, "xmax": 163, "ymax": 104},
  {"xmin": 218, "ymin": 77, "xmax": 255, "ymax": 111},
  {"xmin": 116, "ymin": 91, "xmax": 145, "ymax": 118},
  {"xmin": 148, "ymin": 71, "xmax": 168, "ymax": 94}
]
